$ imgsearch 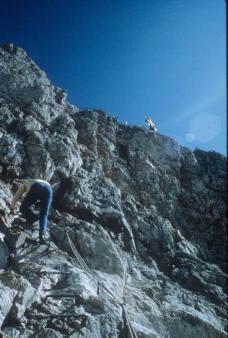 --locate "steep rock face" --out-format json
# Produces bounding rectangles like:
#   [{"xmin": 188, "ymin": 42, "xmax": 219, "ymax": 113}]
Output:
[{"xmin": 0, "ymin": 44, "xmax": 227, "ymax": 338}]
